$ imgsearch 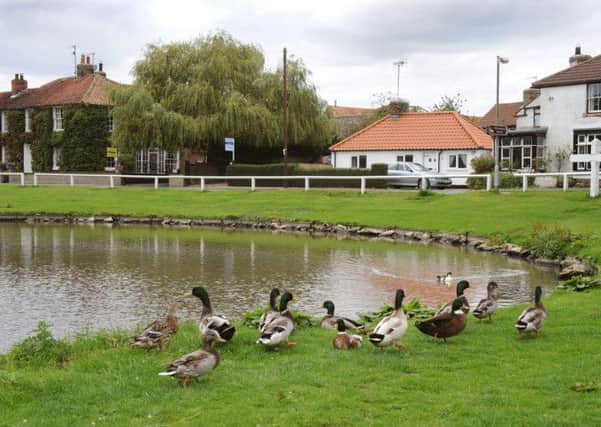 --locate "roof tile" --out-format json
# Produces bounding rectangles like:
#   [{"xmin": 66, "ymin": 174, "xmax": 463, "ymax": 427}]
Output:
[{"xmin": 532, "ymin": 54, "xmax": 601, "ymax": 88}]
